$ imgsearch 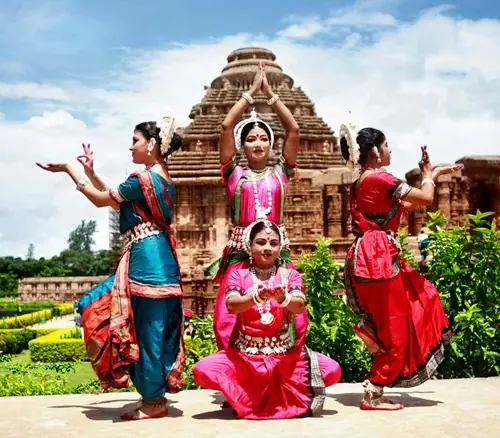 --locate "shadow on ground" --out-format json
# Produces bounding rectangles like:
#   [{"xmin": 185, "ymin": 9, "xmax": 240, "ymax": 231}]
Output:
[{"xmin": 50, "ymin": 398, "xmax": 183, "ymax": 422}]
